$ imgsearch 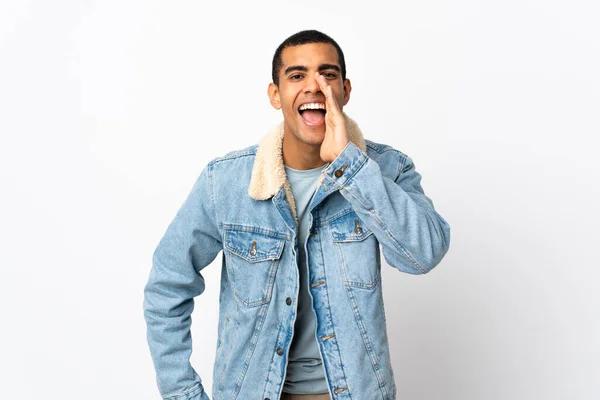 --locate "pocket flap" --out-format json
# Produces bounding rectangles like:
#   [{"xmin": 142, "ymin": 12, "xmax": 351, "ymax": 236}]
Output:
[
  {"xmin": 224, "ymin": 229, "xmax": 285, "ymax": 262},
  {"xmin": 330, "ymin": 212, "xmax": 373, "ymax": 242}
]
